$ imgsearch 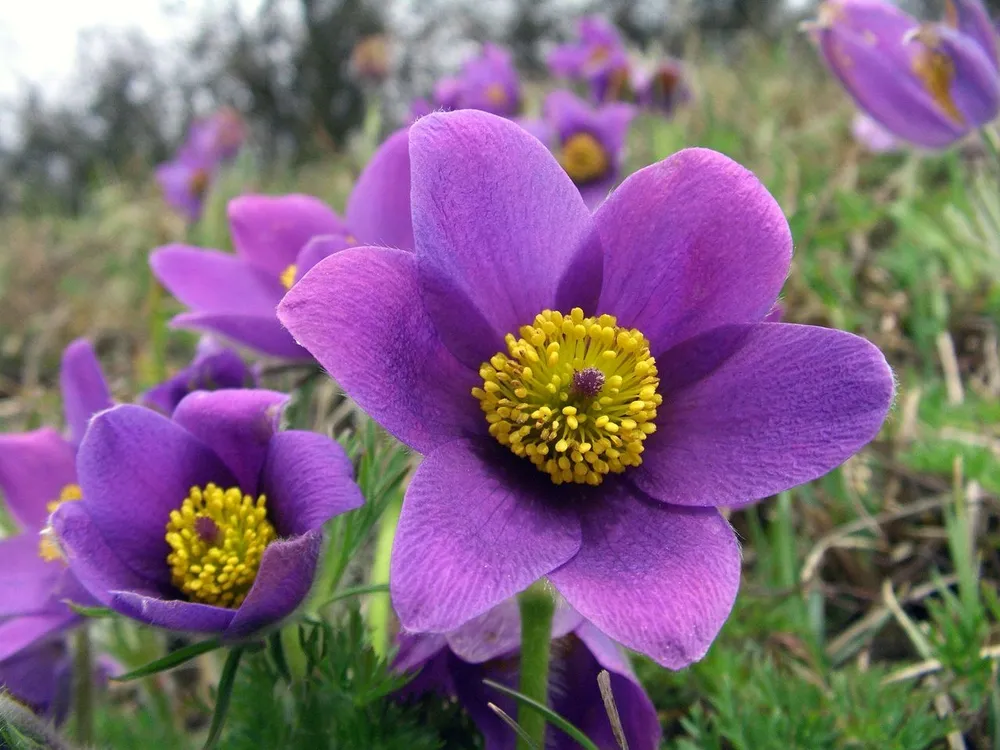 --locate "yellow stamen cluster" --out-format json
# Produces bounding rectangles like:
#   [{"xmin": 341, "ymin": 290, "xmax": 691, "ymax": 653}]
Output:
[
  {"xmin": 911, "ymin": 29, "xmax": 965, "ymax": 124},
  {"xmin": 38, "ymin": 484, "xmax": 82, "ymax": 562},
  {"xmin": 165, "ymin": 483, "xmax": 276, "ymax": 608},
  {"xmin": 280, "ymin": 264, "xmax": 298, "ymax": 290},
  {"xmin": 559, "ymin": 133, "xmax": 610, "ymax": 185},
  {"xmin": 473, "ymin": 308, "xmax": 661, "ymax": 486},
  {"xmin": 486, "ymin": 83, "xmax": 509, "ymax": 106}
]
